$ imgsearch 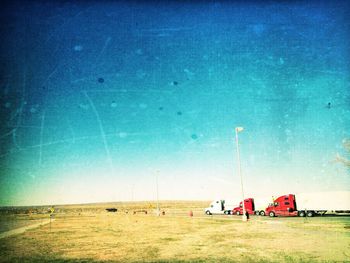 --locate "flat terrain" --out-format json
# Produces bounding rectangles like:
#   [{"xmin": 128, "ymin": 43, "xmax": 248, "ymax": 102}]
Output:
[{"xmin": 0, "ymin": 201, "xmax": 349, "ymax": 262}]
